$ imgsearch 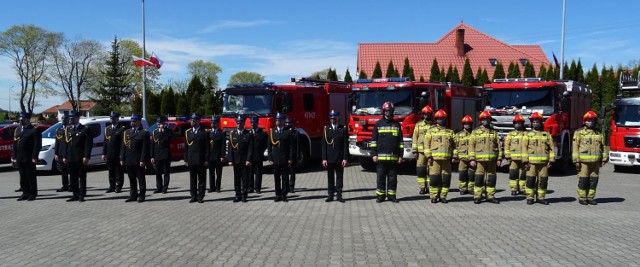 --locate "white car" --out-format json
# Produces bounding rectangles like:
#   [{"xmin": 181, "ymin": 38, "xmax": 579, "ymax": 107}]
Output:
[{"xmin": 37, "ymin": 116, "xmax": 149, "ymax": 172}]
